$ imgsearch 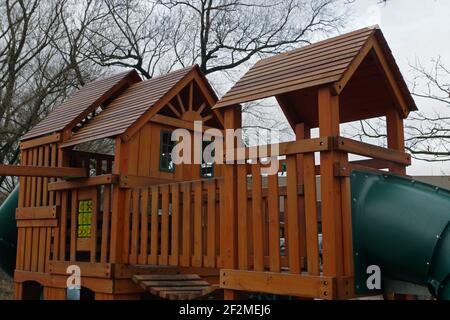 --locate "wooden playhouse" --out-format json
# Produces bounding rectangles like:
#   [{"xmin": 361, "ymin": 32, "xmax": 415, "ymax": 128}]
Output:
[{"xmin": 3, "ymin": 26, "xmax": 417, "ymax": 300}]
